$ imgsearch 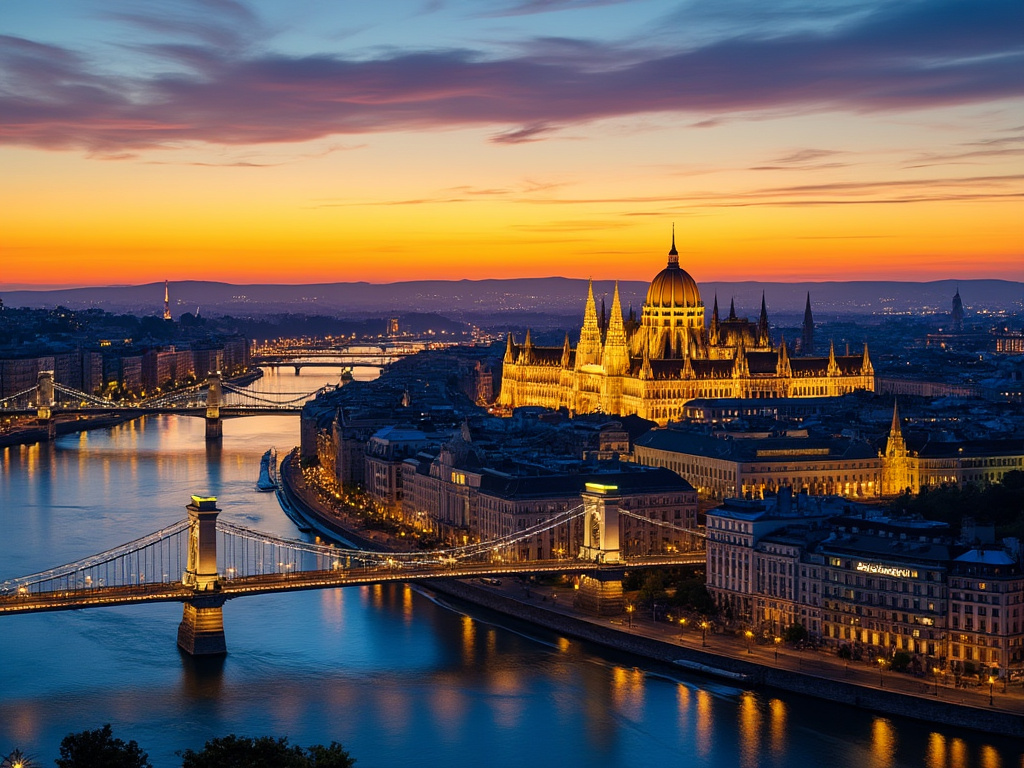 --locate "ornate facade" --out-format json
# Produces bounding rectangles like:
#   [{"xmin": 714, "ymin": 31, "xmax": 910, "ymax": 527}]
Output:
[{"xmin": 499, "ymin": 236, "xmax": 875, "ymax": 425}]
